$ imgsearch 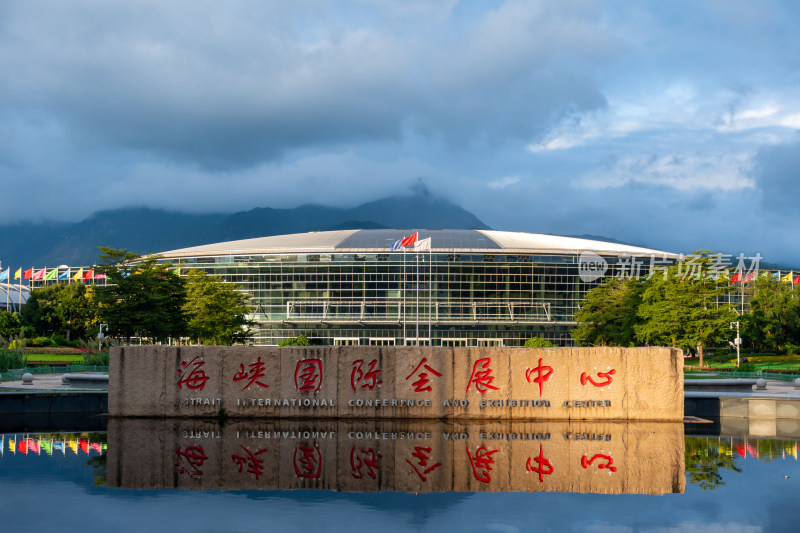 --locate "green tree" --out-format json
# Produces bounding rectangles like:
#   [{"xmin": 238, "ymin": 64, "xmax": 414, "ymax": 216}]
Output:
[
  {"xmin": 0, "ymin": 310, "xmax": 22, "ymax": 338},
  {"xmin": 572, "ymin": 277, "xmax": 643, "ymax": 347},
  {"xmin": 524, "ymin": 336, "xmax": 556, "ymax": 347},
  {"xmin": 685, "ymin": 437, "xmax": 741, "ymax": 490},
  {"xmin": 92, "ymin": 247, "xmax": 187, "ymax": 343},
  {"xmin": 183, "ymin": 269, "xmax": 253, "ymax": 345},
  {"xmin": 636, "ymin": 251, "xmax": 737, "ymax": 367},
  {"xmin": 279, "ymin": 334, "xmax": 310, "ymax": 347},
  {"xmin": 20, "ymin": 283, "xmax": 94, "ymax": 340},
  {"xmin": 742, "ymin": 275, "xmax": 800, "ymax": 353}
]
